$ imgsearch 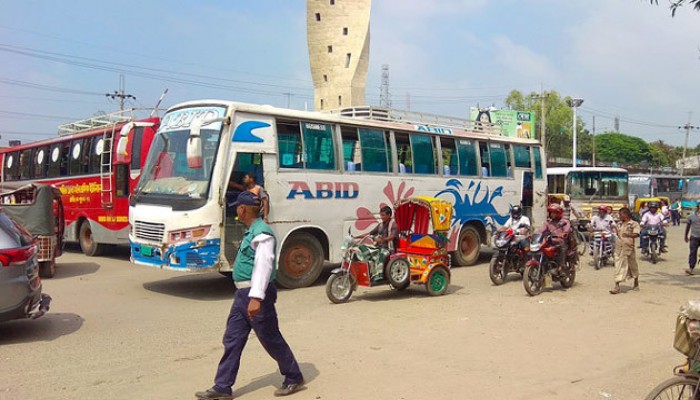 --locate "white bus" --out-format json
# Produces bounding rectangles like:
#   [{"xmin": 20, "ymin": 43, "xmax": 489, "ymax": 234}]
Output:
[
  {"xmin": 128, "ymin": 100, "xmax": 547, "ymax": 288},
  {"xmin": 547, "ymin": 167, "xmax": 629, "ymax": 223}
]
